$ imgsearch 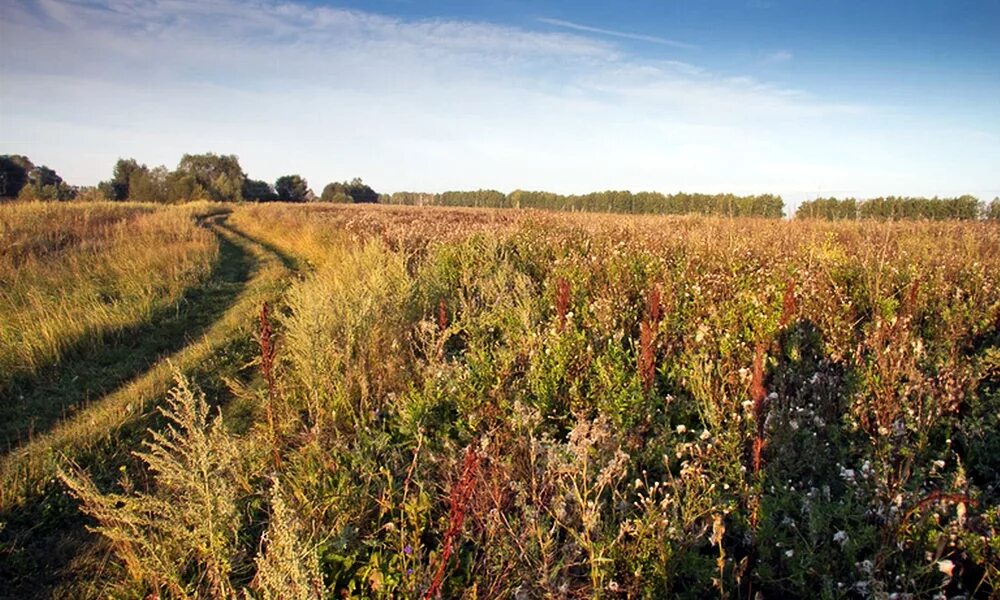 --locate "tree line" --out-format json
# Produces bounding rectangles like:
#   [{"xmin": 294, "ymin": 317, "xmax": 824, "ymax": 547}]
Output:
[
  {"xmin": 795, "ymin": 195, "xmax": 1000, "ymax": 220},
  {"xmin": 0, "ymin": 153, "xmax": 378, "ymax": 204},
  {"xmin": 0, "ymin": 155, "xmax": 77, "ymax": 201},
  {"xmin": 5, "ymin": 152, "xmax": 997, "ymax": 221},
  {"xmin": 387, "ymin": 189, "xmax": 787, "ymax": 218}
]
